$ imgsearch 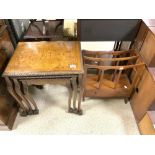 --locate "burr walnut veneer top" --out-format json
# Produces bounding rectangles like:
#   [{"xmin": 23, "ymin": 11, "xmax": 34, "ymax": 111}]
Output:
[{"xmin": 3, "ymin": 41, "xmax": 83, "ymax": 76}]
